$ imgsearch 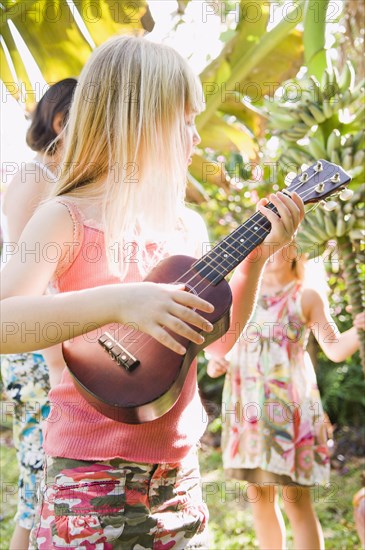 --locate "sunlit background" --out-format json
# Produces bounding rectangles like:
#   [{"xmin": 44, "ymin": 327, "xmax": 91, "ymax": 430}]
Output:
[{"xmin": 1, "ymin": 0, "xmax": 343, "ymax": 181}]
